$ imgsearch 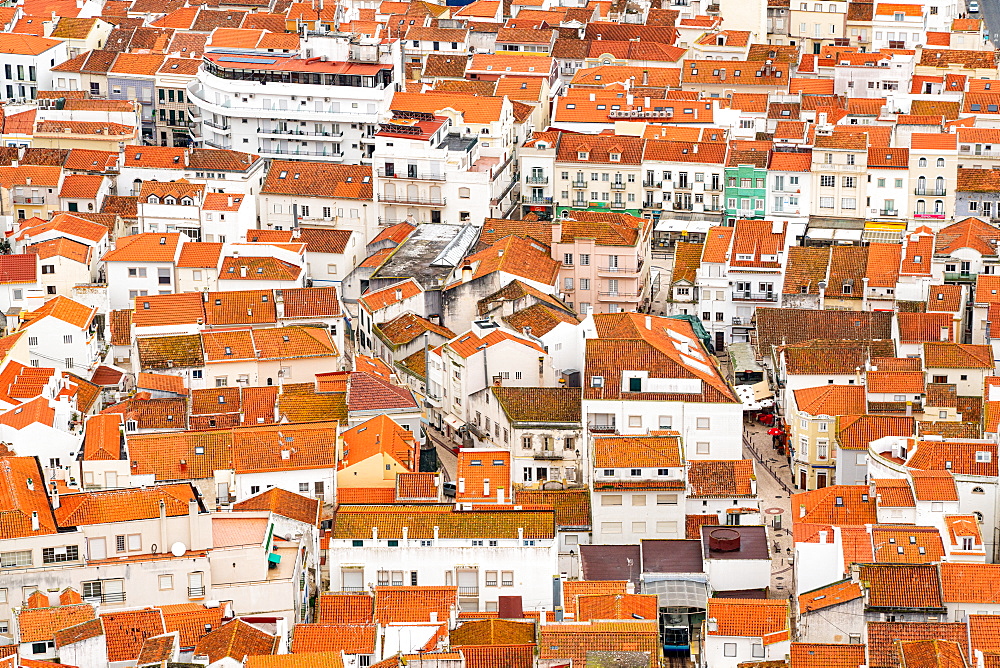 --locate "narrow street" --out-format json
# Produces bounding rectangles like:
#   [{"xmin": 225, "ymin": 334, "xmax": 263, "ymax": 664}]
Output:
[{"xmin": 743, "ymin": 419, "xmax": 796, "ymax": 598}]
